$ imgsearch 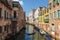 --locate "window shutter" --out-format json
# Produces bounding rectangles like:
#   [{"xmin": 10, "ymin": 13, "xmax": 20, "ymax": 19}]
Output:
[
  {"xmin": 54, "ymin": 11, "xmax": 56, "ymax": 19},
  {"xmin": 58, "ymin": 10, "xmax": 60, "ymax": 18},
  {"xmin": 58, "ymin": 0, "xmax": 60, "ymax": 3}
]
